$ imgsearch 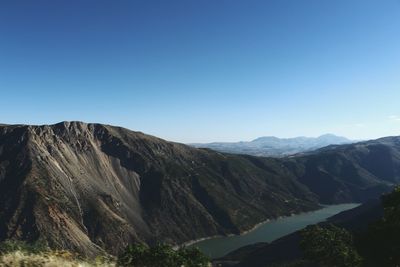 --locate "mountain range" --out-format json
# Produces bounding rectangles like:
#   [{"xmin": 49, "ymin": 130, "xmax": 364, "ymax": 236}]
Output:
[
  {"xmin": 190, "ymin": 134, "xmax": 353, "ymax": 157},
  {"xmin": 0, "ymin": 122, "xmax": 398, "ymax": 257}
]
